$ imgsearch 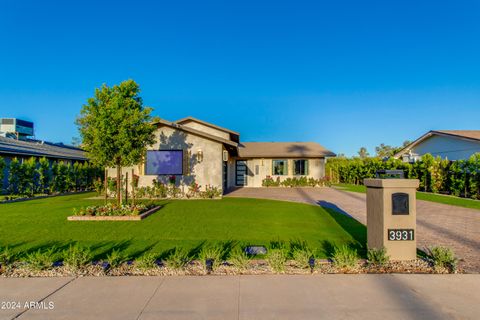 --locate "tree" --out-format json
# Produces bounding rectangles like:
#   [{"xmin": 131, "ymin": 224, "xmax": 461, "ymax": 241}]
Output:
[
  {"xmin": 375, "ymin": 143, "xmax": 395, "ymax": 158},
  {"xmin": 8, "ymin": 158, "xmax": 21, "ymax": 195},
  {"xmin": 357, "ymin": 147, "xmax": 370, "ymax": 159},
  {"xmin": 37, "ymin": 157, "xmax": 51, "ymax": 194},
  {"xmin": 76, "ymin": 80, "xmax": 156, "ymax": 205},
  {"xmin": 0, "ymin": 157, "xmax": 5, "ymax": 192}
]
